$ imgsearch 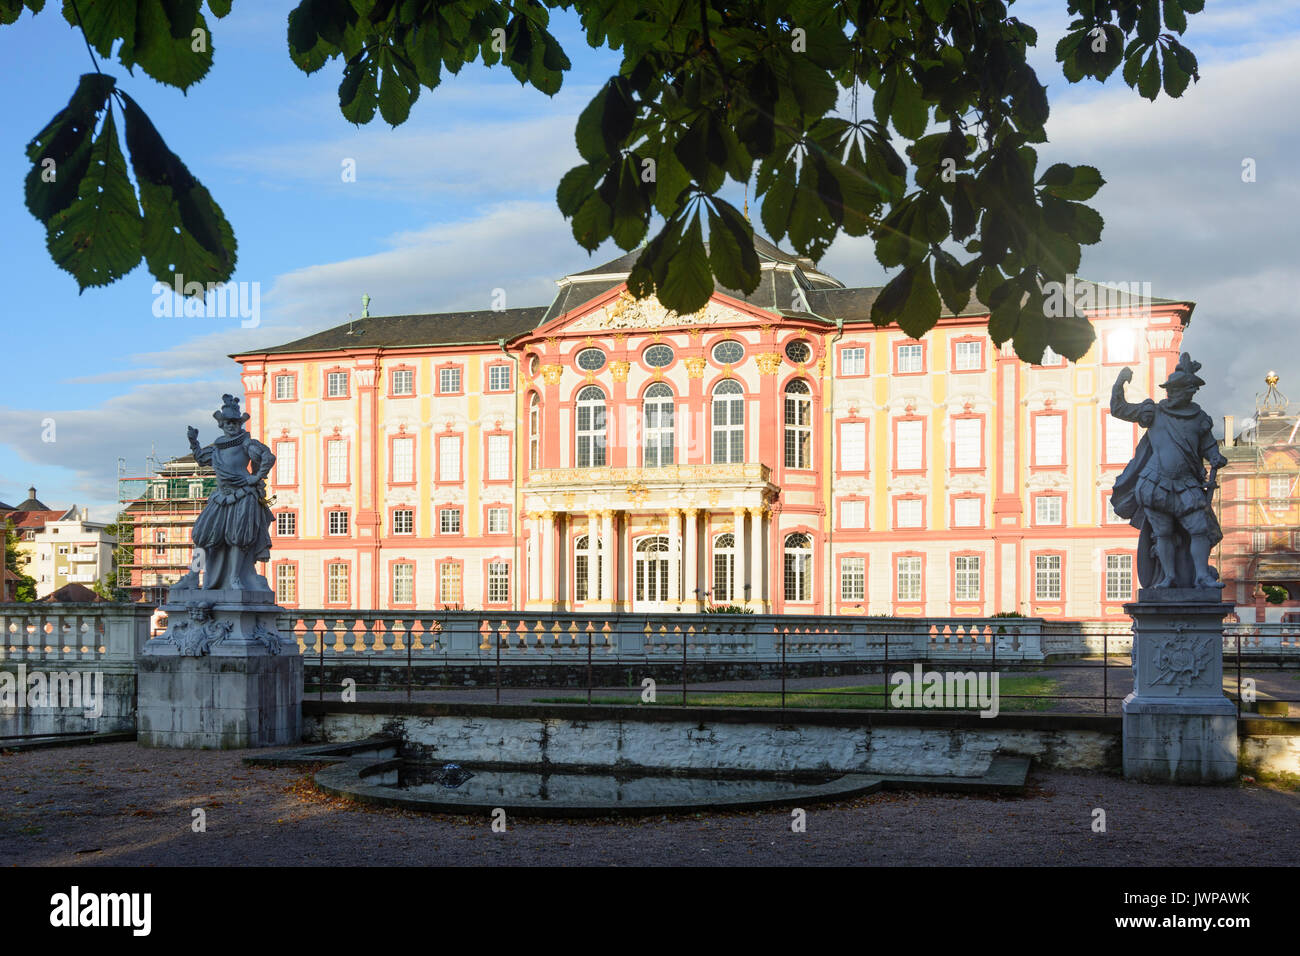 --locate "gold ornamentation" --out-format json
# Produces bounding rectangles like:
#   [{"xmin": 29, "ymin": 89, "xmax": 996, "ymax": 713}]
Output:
[
  {"xmin": 756, "ymin": 352, "xmax": 782, "ymax": 375},
  {"xmin": 544, "ymin": 336, "xmax": 559, "ymax": 349},
  {"xmin": 541, "ymin": 364, "xmax": 564, "ymax": 385},
  {"xmin": 653, "ymin": 368, "xmax": 663, "ymax": 382},
  {"xmin": 609, "ymin": 360, "xmax": 630, "ymax": 382},
  {"xmin": 688, "ymin": 328, "xmax": 703, "ymax": 340},
  {"xmin": 684, "ymin": 356, "xmax": 707, "ymax": 379},
  {"xmin": 816, "ymin": 355, "xmax": 827, "ymax": 377},
  {"xmin": 563, "ymin": 492, "xmax": 576, "ymax": 510},
  {"xmin": 583, "ymin": 336, "xmax": 595, "ymax": 347},
  {"xmin": 707, "ymin": 488, "xmax": 723, "ymax": 506},
  {"xmin": 626, "ymin": 481, "xmax": 650, "ymax": 505}
]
